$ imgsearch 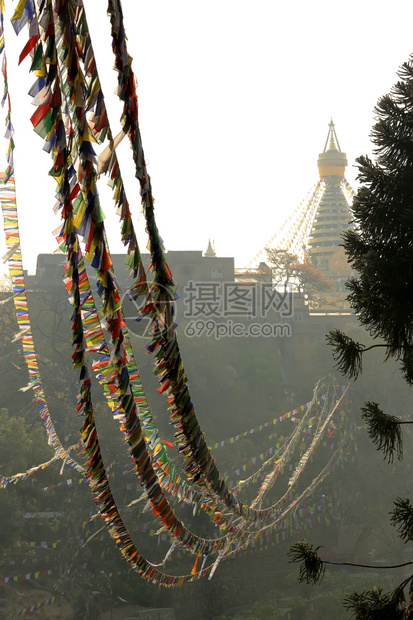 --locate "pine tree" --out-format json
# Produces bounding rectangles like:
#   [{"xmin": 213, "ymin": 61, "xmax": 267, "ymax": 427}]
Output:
[{"xmin": 289, "ymin": 55, "xmax": 413, "ymax": 619}]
